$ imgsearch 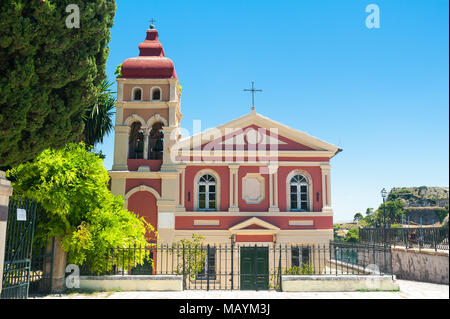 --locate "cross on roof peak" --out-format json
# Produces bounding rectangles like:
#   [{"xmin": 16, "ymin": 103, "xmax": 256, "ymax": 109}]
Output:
[{"xmin": 243, "ymin": 81, "xmax": 263, "ymax": 110}]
